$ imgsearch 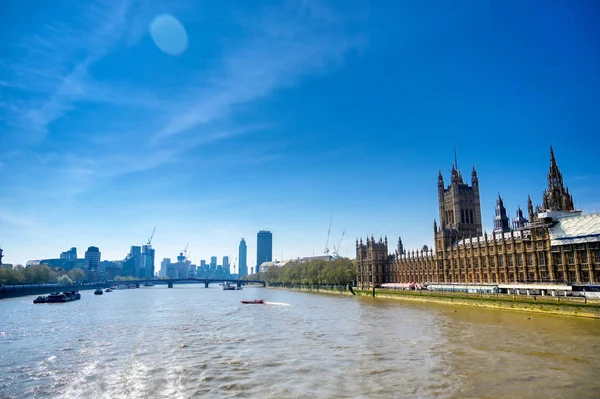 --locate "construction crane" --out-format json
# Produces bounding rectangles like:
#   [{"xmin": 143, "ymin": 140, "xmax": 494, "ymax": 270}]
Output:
[
  {"xmin": 324, "ymin": 214, "xmax": 333, "ymax": 255},
  {"xmin": 332, "ymin": 227, "xmax": 346, "ymax": 258},
  {"xmin": 147, "ymin": 227, "xmax": 156, "ymax": 246},
  {"xmin": 183, "ymin": 242, "xmax": 189, "ymax": 258}
]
